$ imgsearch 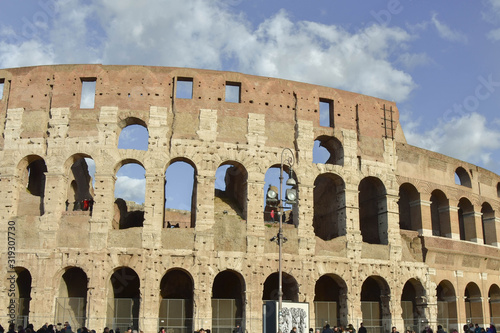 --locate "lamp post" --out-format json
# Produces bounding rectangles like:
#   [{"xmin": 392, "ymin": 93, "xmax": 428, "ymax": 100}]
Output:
[{"xmin": 267, "ymin": 148, "xmax": 297, "ymax": 333}]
